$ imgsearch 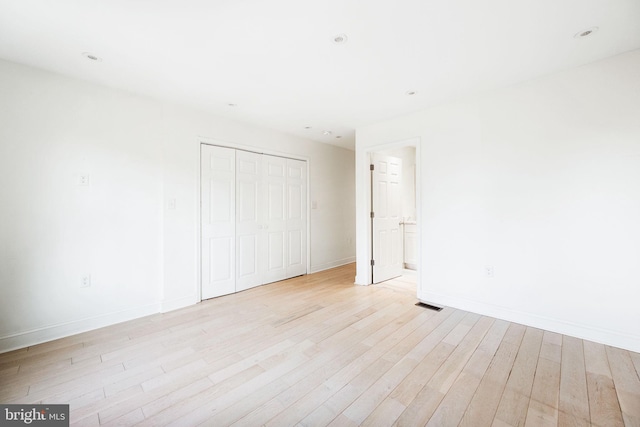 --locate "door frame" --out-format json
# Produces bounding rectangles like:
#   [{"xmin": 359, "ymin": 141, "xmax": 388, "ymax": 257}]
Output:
[
  {"xmin": 197, "ymin": 137, "xmax": 311, "ymax": 302},
  {"xmin": 357, "ymin": 137, "xmax": 421, "ymax": 291}
]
